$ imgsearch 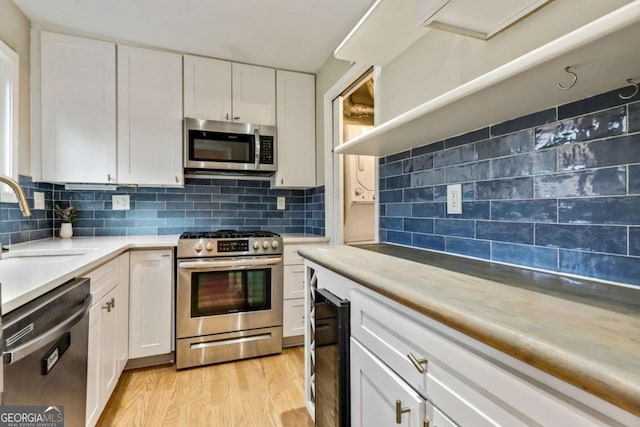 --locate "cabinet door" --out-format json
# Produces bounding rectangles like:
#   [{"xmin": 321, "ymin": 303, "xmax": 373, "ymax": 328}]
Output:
[
  {"xmin": 184, "ymin": 55, "xmax": 232, "ymax": 121},
  {"xmin": 283, "ymin": 299, "xmax": 305, "ymax": 338},
  {"xmin": 284, "ymin": 265, "xmax": 305, "ymax": 300},
  {"xmin": 40, "ymin": 31, "xmax": 116, "ymax": 184},
  {"xmin": 351, "ymin": 338, "xmax": 426, "ymax": 427},
  {"xmin": 129, "ymin": 250, "xmax": 173, "ymax": 359},
  {"xmin": 232, "ymin": 63, "xmax": 276, "ymax": 125},
  {"xmin": 273, "ymin": 70, "xmax": 316, "ymax": 188},
  {"xmin": 117, "ymin": 45, "xmax": 183, "ymax": 186}
]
